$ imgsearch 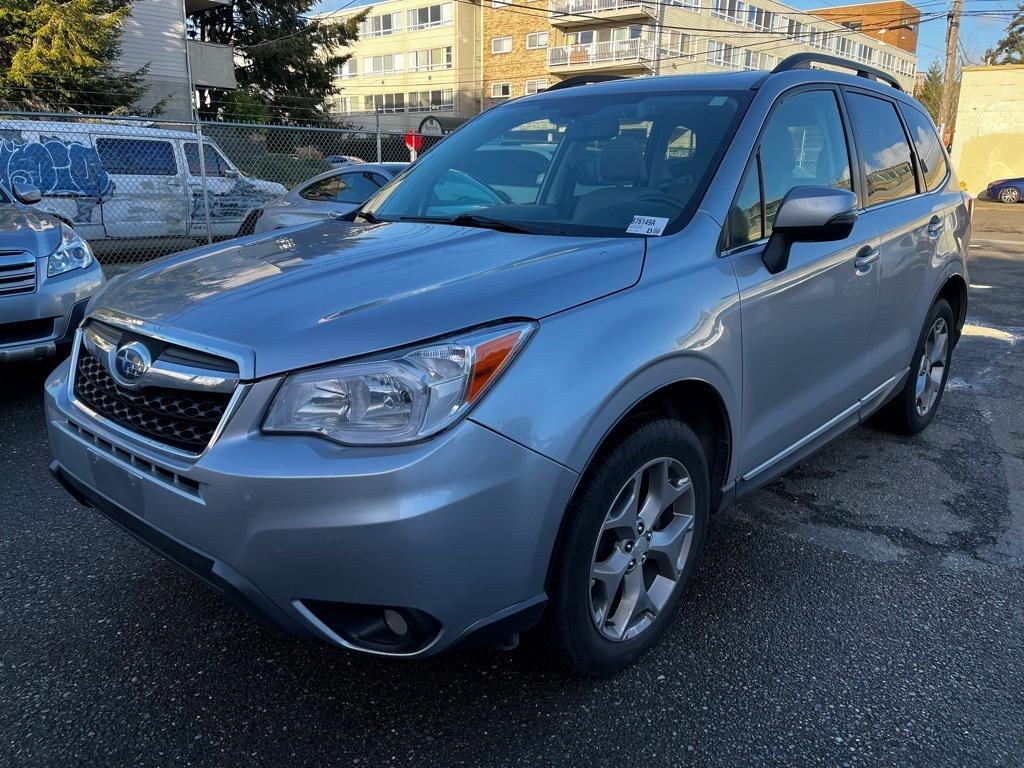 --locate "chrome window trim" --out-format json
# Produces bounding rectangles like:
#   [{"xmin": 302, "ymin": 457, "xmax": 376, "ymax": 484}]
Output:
[{"xmin": 67, "ymin": 327, "xmax": 250, "ymax": 461}]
